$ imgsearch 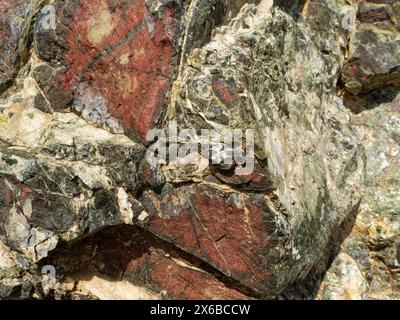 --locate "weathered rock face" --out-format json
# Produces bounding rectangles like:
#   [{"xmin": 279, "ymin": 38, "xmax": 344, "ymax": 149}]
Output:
[
  {"xmin": 341, "ymin": 2, "xmax": 400, "ymax": 96},
  {"xmin": 0, "ymin": 0, "xmax": 398, "ymax": 300},
  {"xmin": 0, "ymin": 0, "xmax": 34, "ymax": 92},
  {"xmin": 156, "ymin": 0, "xmax": 364, "ymax": 296},
  {"xmin": 31, "ymin": 0, "xmax": 252, "ymax": 140},
  {"xmin": 33, "ymin": 0, "xmax": 183, "ymax": 139},
  {"xmin": 282, "ymin": 0, "xmax": 400, "ymax": 300},
  {"xmin": 316, "ymin": 92, "xmax": 400, "ymax": 300}
]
